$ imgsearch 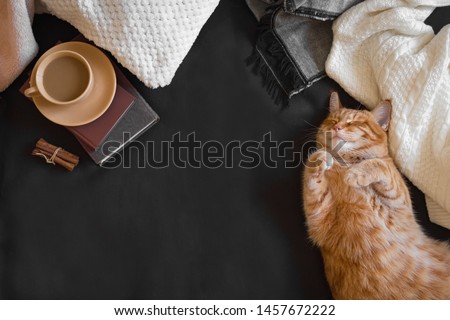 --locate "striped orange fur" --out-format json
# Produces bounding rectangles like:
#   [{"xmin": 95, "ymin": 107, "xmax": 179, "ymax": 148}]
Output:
[{"xmin": 303, "ymin": 92, "xmax": 450, "ymax": 299}]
